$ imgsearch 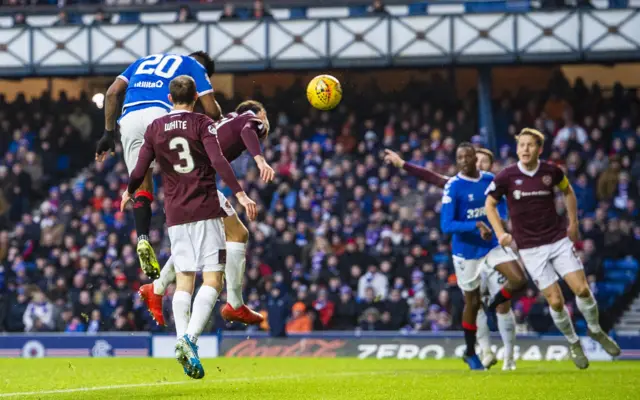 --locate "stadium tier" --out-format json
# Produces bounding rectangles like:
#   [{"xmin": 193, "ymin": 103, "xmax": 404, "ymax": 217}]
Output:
[{"xmin": 0, "ymin": 70, "xmax": 638, "ymax": 337}]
